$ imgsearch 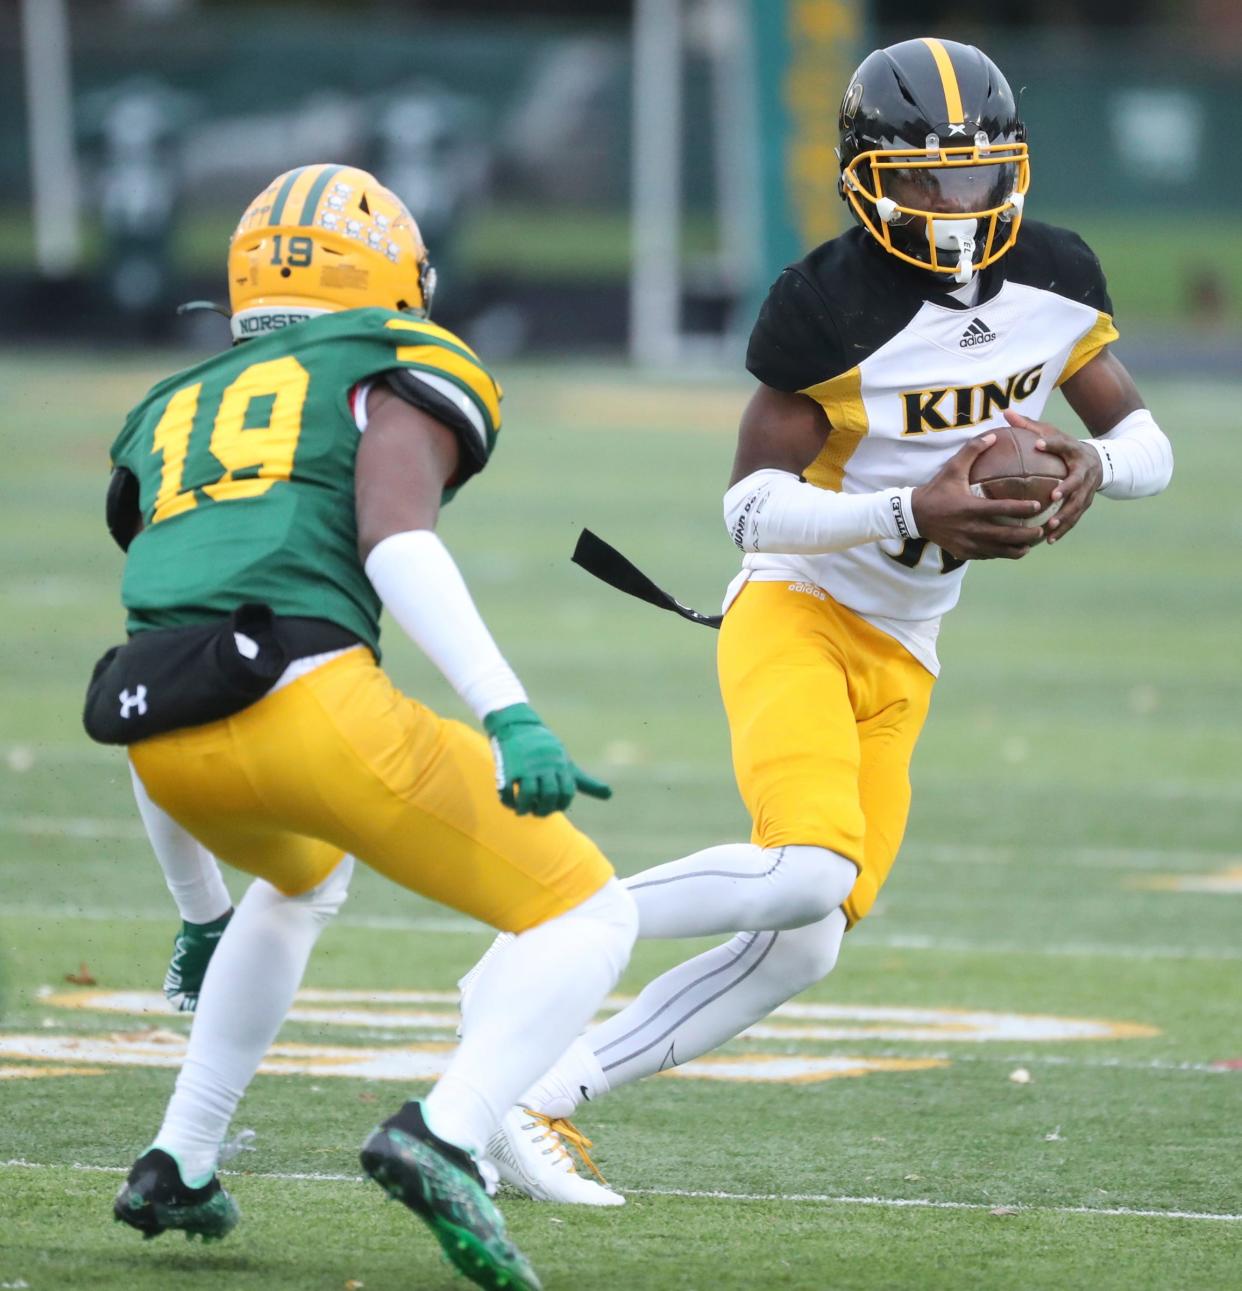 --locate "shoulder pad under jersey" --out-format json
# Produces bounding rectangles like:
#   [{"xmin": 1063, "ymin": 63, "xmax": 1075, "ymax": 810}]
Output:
[
  {"xmin": 359, "ymin": 312, "xmax": 502, "ymax": 487},
  {"xmin": 1003, "ymin": 220, "xmax": 1114, "ymax": 317},
  {"xmin": 747, "ymin": 228, "xmax": 926, "ymax": 391}
]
